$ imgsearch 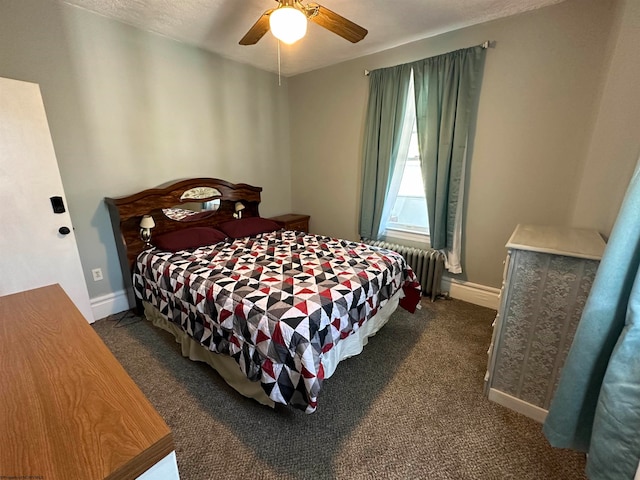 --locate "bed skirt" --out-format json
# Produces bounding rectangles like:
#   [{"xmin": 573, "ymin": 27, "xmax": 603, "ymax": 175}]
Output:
[{"xmin": 142, "ymin": 289, "xmax": 402, "ymax": 408}]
